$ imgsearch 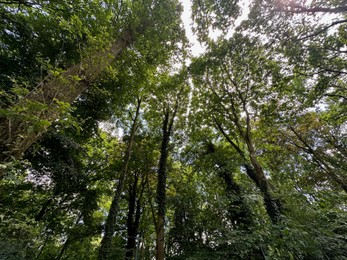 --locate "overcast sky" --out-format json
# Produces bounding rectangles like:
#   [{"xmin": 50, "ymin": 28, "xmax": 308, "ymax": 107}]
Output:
[{"xmin": 180, "ymin": 0, "xmax": 205, "ymax": 57}]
